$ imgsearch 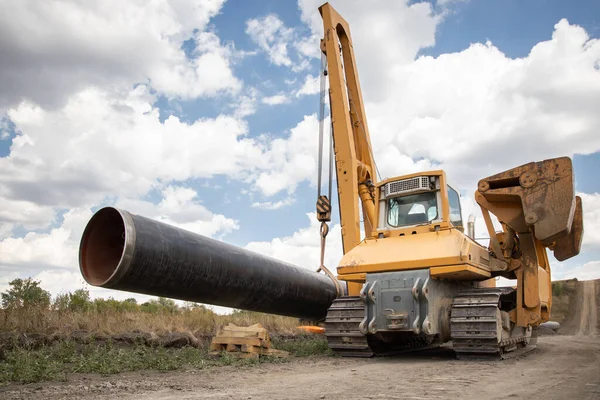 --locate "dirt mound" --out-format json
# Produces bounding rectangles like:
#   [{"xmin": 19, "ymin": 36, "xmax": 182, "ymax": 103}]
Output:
[
  {"xmin": 0, "ymin": 331, "xmax": 215, "ymax": 356},
  {"xmin": 554, "ymin": 279, "xmax": 600, "ymax": 336}
]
